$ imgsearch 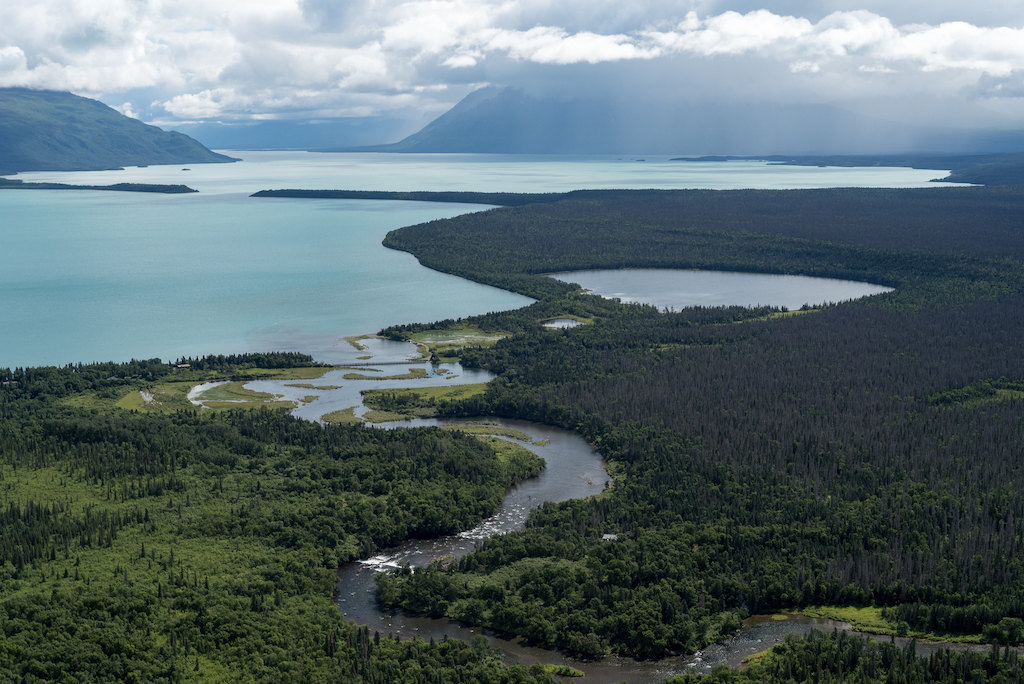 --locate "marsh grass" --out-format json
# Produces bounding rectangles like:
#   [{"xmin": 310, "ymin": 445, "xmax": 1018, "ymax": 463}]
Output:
[
  {"xmin": 321, "ymin": 407, "xmax": 361, "ymax": 424},
  {"xmin": 442, "ymin": 423, "xmax": 547, "ymax": 445},
  {"xmin": 362, "ymin": 409, "xmax": 411, "ymax": 423},
  {"xmin": 801, "ymin": 606, "xmax": 983, "ymax": 643},
  {"xmin": 408, "ymin": 327, "xmax": 508, "ymax": 360},
  {"xmin": 361, "ymin": 384, "xmax": 489, "ymax": 421},
  {"xmin": 343, "ymin": 368, "xmax": 428, "ymax": 381}
]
